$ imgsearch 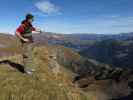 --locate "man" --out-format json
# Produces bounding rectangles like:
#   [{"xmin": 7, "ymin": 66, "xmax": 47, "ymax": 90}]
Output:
[{"xmin": 15, "ymin": 13, "xmax": 42, "ymax": 75}]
